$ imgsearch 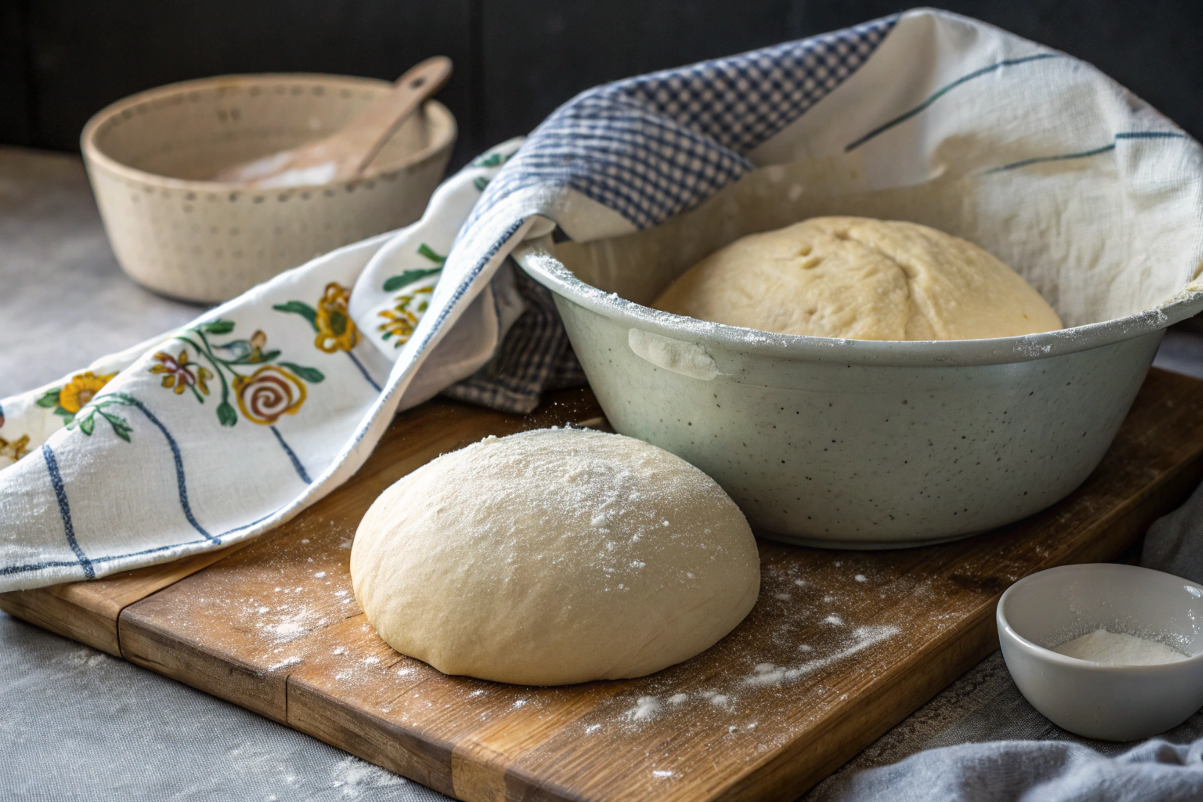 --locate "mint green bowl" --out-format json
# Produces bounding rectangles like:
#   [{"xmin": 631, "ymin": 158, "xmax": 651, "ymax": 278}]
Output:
[{"xmin": 512, "ymin": 166, "xmax": 1203, "ymax": 547}]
